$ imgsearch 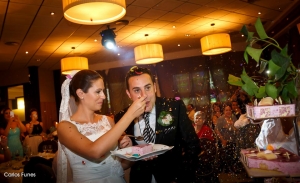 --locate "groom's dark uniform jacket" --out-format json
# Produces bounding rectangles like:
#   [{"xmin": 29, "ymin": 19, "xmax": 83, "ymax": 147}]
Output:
[{"xmin": 115, "ymin": 97, "xmax": 200, "ymax": 183}]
